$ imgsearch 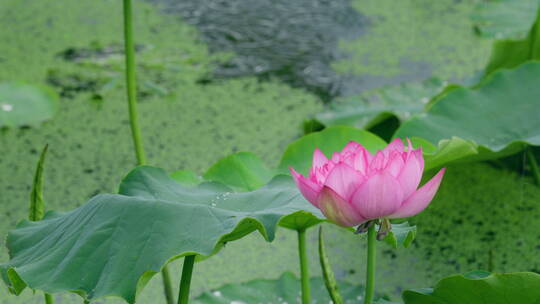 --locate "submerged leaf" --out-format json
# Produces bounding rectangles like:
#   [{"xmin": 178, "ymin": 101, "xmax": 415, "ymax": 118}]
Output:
[
  {"xmin": 403, "ymin": 272, "xmax": 540, "ymax": 304},
  {"xmin": 472, "ymin": 0, "xmax": 538, "ymax": 40},
  {"xmin": 192, "ymin": 272, "xmax": 364, "ymax": 304},
  {"xmin": 315, "ymin": 78, "xmax": 447, "ymax": 129},
  {"xmin": 0, "ymin": 166, "xmax": 323, "ymax": 303},
  {"xmin": 0, "ymin": 83, "xmax": 58, "ymax": 128}
]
